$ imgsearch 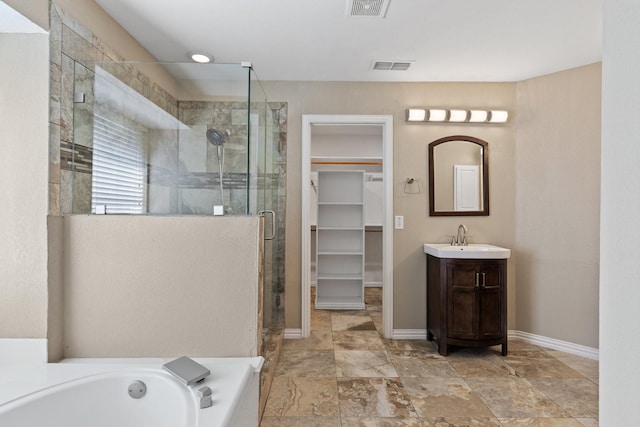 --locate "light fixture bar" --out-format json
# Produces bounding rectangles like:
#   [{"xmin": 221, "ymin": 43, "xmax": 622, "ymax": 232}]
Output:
[{"xmin": 405, "ymin": 108, "xmax": 509, "ymax": 124}]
